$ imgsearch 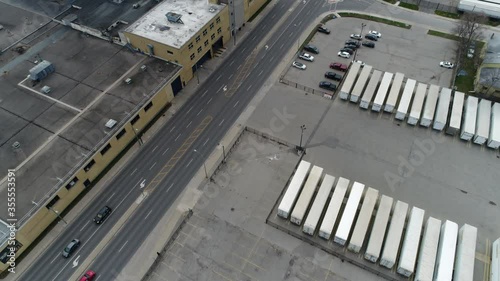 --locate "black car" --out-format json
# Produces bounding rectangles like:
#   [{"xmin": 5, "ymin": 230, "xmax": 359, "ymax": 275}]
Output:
[
  {"xmin": 93, "ymin": 206, "xmax": 112, "ymax": 224},
  {"xmin": 345, "ymin": 43, "xmax": 359, "ymax": 49},
  {"xmin": 317, "ymin": 26, "xmax": 330, "ymax": 34},
  {"xmin": 339, "ymin": 48, "xmax": 354, "ymax": 55},
  {"xmin": 324, "ymin": 72, "xmax": 343, "ymax": 81},
  {"xmin": 345, "ymin": 40, "xmax": 360, "ymax": 46},
  {"xmin": 62, "ymin": 239, "xmax": 80, "ymax": 258},
  {"xmin": 304, "ymin": 44, "xmax": 319, "ymax": 54},
  {"xmin": 365, "ymin": 34, "xmax": 378, "ymax": 41},
  {"xmin": 319, "ymin": 81, "xmax": 337, "ymax": 91},
  {"xmin": 362, "ymin": 41, "xmax": 375, "ymax": 48}
]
